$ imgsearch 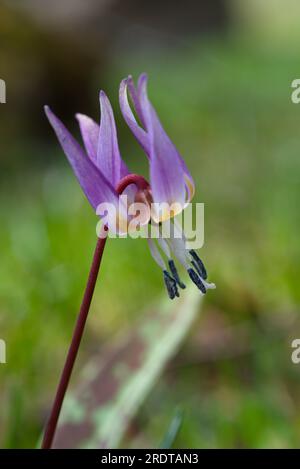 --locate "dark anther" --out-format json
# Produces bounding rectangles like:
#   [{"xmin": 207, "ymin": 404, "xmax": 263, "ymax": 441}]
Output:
[
  {"xmin": 188, "ymin": 268, "xmax": 206, "ymax": 294},
  {"xmin": 163, "ymin": 270, "xmax": 179, "ymax": 300},
  {"xmin": 189, "ymin": 250, "xmax": 207, "ymax": 280},
  {"xmin": 168, "ymin": 260, "xmax": 186, "ymax": 289},
  {"xmin": 191, "ymin": 260, "xmax": 204, "ymax": 280}
]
